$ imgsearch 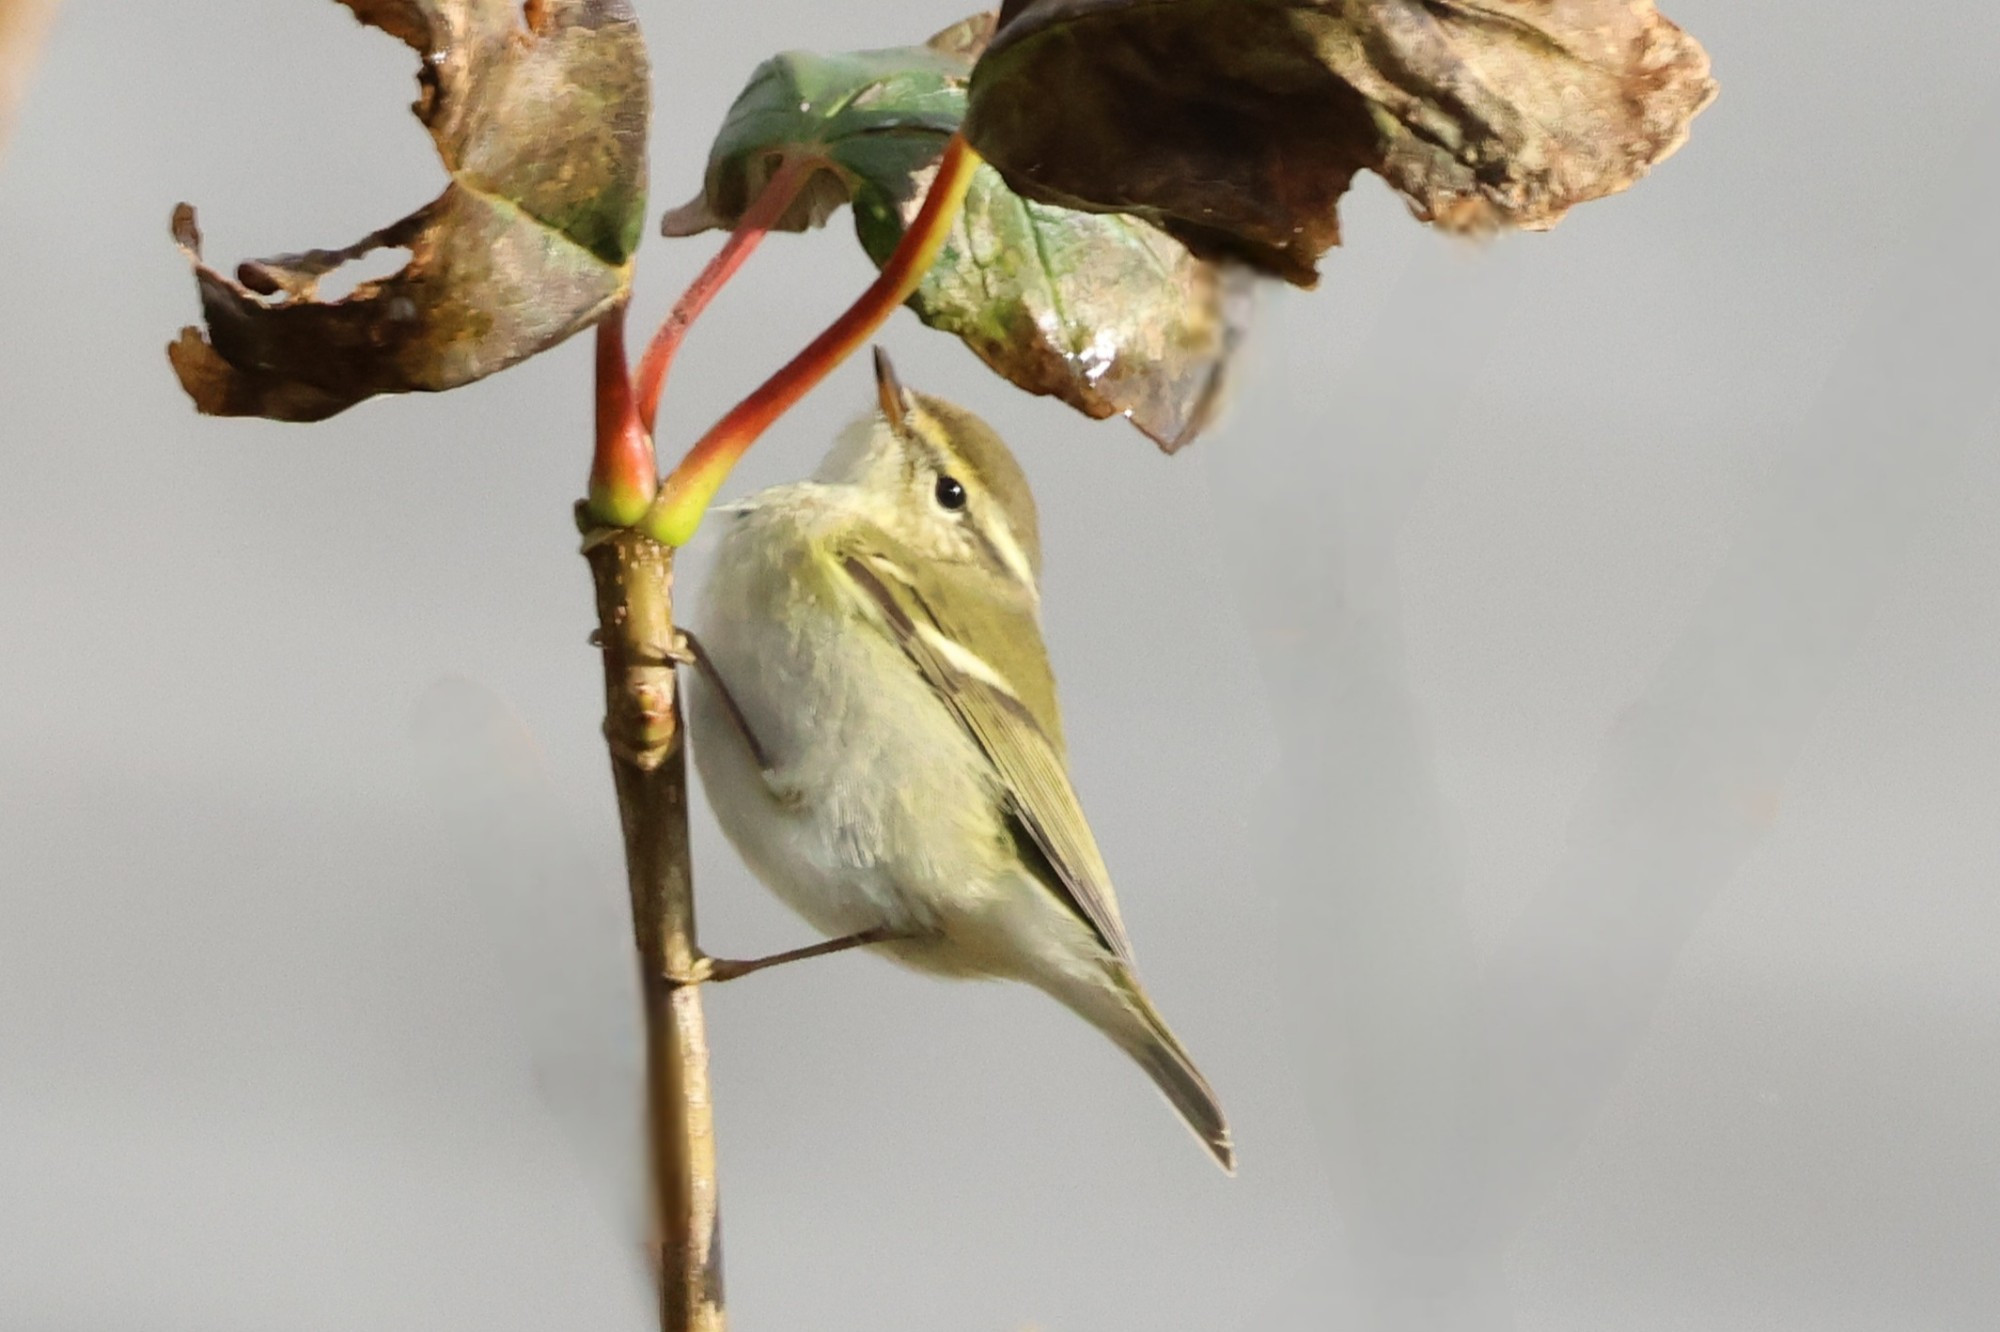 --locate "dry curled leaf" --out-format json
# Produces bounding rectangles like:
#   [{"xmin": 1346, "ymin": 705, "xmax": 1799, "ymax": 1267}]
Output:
[
  {"xmin": 669, "ymin": 13, "xmax": 1247, "ymax": 450},
  {"xmin": 168, "ymin": 0, "xmax": 648, "ymax": 421},
  {"xmin": 966, "ymin": 0, "xmax": 1717, "ymax": 286}
]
